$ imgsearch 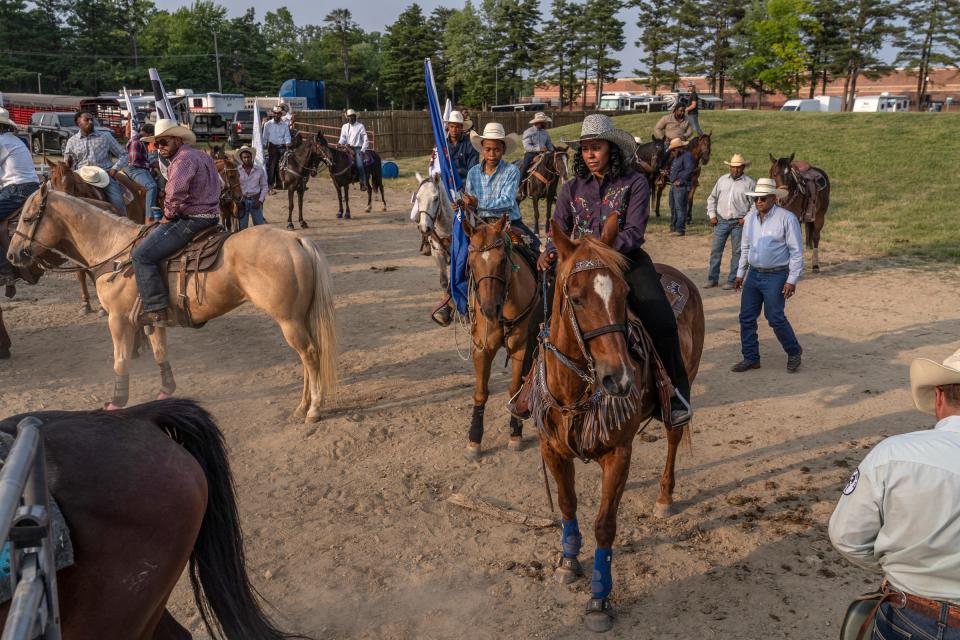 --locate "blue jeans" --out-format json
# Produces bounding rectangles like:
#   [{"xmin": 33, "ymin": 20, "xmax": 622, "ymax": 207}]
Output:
[
  {"xmin": 237, "ymin": 198, "xmax": 266, "ymax": 230},
  {"xmin": 874, "ymin": 601, "xmax": 960, "ymax": 639},
  {"xmin": 124, "ymin": 167, "xmax": 157, "ymax": 212},
  {"xmin": 132, "ymin": 216, "xmax": 218, "ymax": 311},
  {"xmin": 669, "ymin": 184, "xmax": 689, "ymax": 233},
  {"xmin": 0, "ymin": 182, "xmax": 40, "ymax": 271},
  {"xmin": 707, "ymin": 218, "xmax": 743, "ymax": 284},
  {"xmin": 739, "ymin": 268, "xmax": 801, "ymax": 363},
  {"xmin": 687, "ymin": 113, "xmax": 703, "ymax": 136},
  {"xmin": 352, "ymin": 146, "xmax": 367, "ymax": 186},
  {"xmin": 103, "ymin": 176, "xmax": 127, "ymax": 216}
]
